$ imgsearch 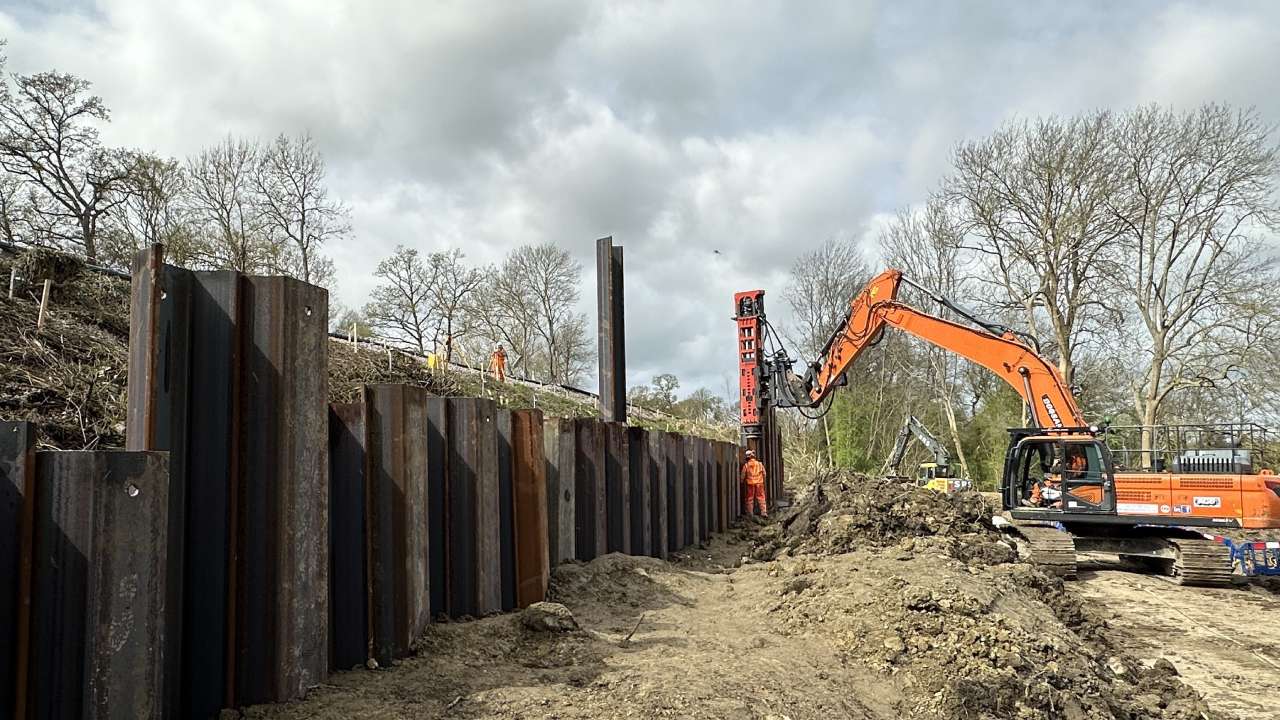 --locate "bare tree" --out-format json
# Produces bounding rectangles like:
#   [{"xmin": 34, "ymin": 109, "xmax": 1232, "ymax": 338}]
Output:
[
  {"xmin": 942, "ymin": 111, "xmax": 1124, "ymax": 385},
  {"xmin": 97, "ymin": 152, "xmax": 195, "ymax": 268},
  {"xmin": 782, "ymin": 235, "xmax": 872, "ymax": 358},
  {"xmin": 185, "ymin": 136, "xmax": 269, "ymax": 273},
  {"xmin": 254, "ymin": 132, "xmax": 348, "ymax": 284},
  {"xmin": 0, "ymin": 71, "xmax": 133, "ymax": 259},
  {"xmin": 1109, "ymin": 104, "xmax": 1280, "ymax": 457},
  {"xmin": 503, "ymin": 244, "xmax": 592, "ymax": 383},
  {"xmin": 782, "ymin": 235, "xmax": 872, "ymax": 466},
  {"xmin": 880, "ymin": 200, "xmax": 972, "ymax": 477},
  {"xmin": 364, "ymin": 246, "xmax": 436, "ymax": 354},
  {"xmin": 426, "ymin": 249, "xmax": 486, "ymax": 363}
]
